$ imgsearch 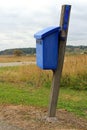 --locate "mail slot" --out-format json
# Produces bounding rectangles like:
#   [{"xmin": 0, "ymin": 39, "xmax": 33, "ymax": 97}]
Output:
[{"xmin": 34, "ymin": 26, "xmax": 60, "ymax": 70}]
